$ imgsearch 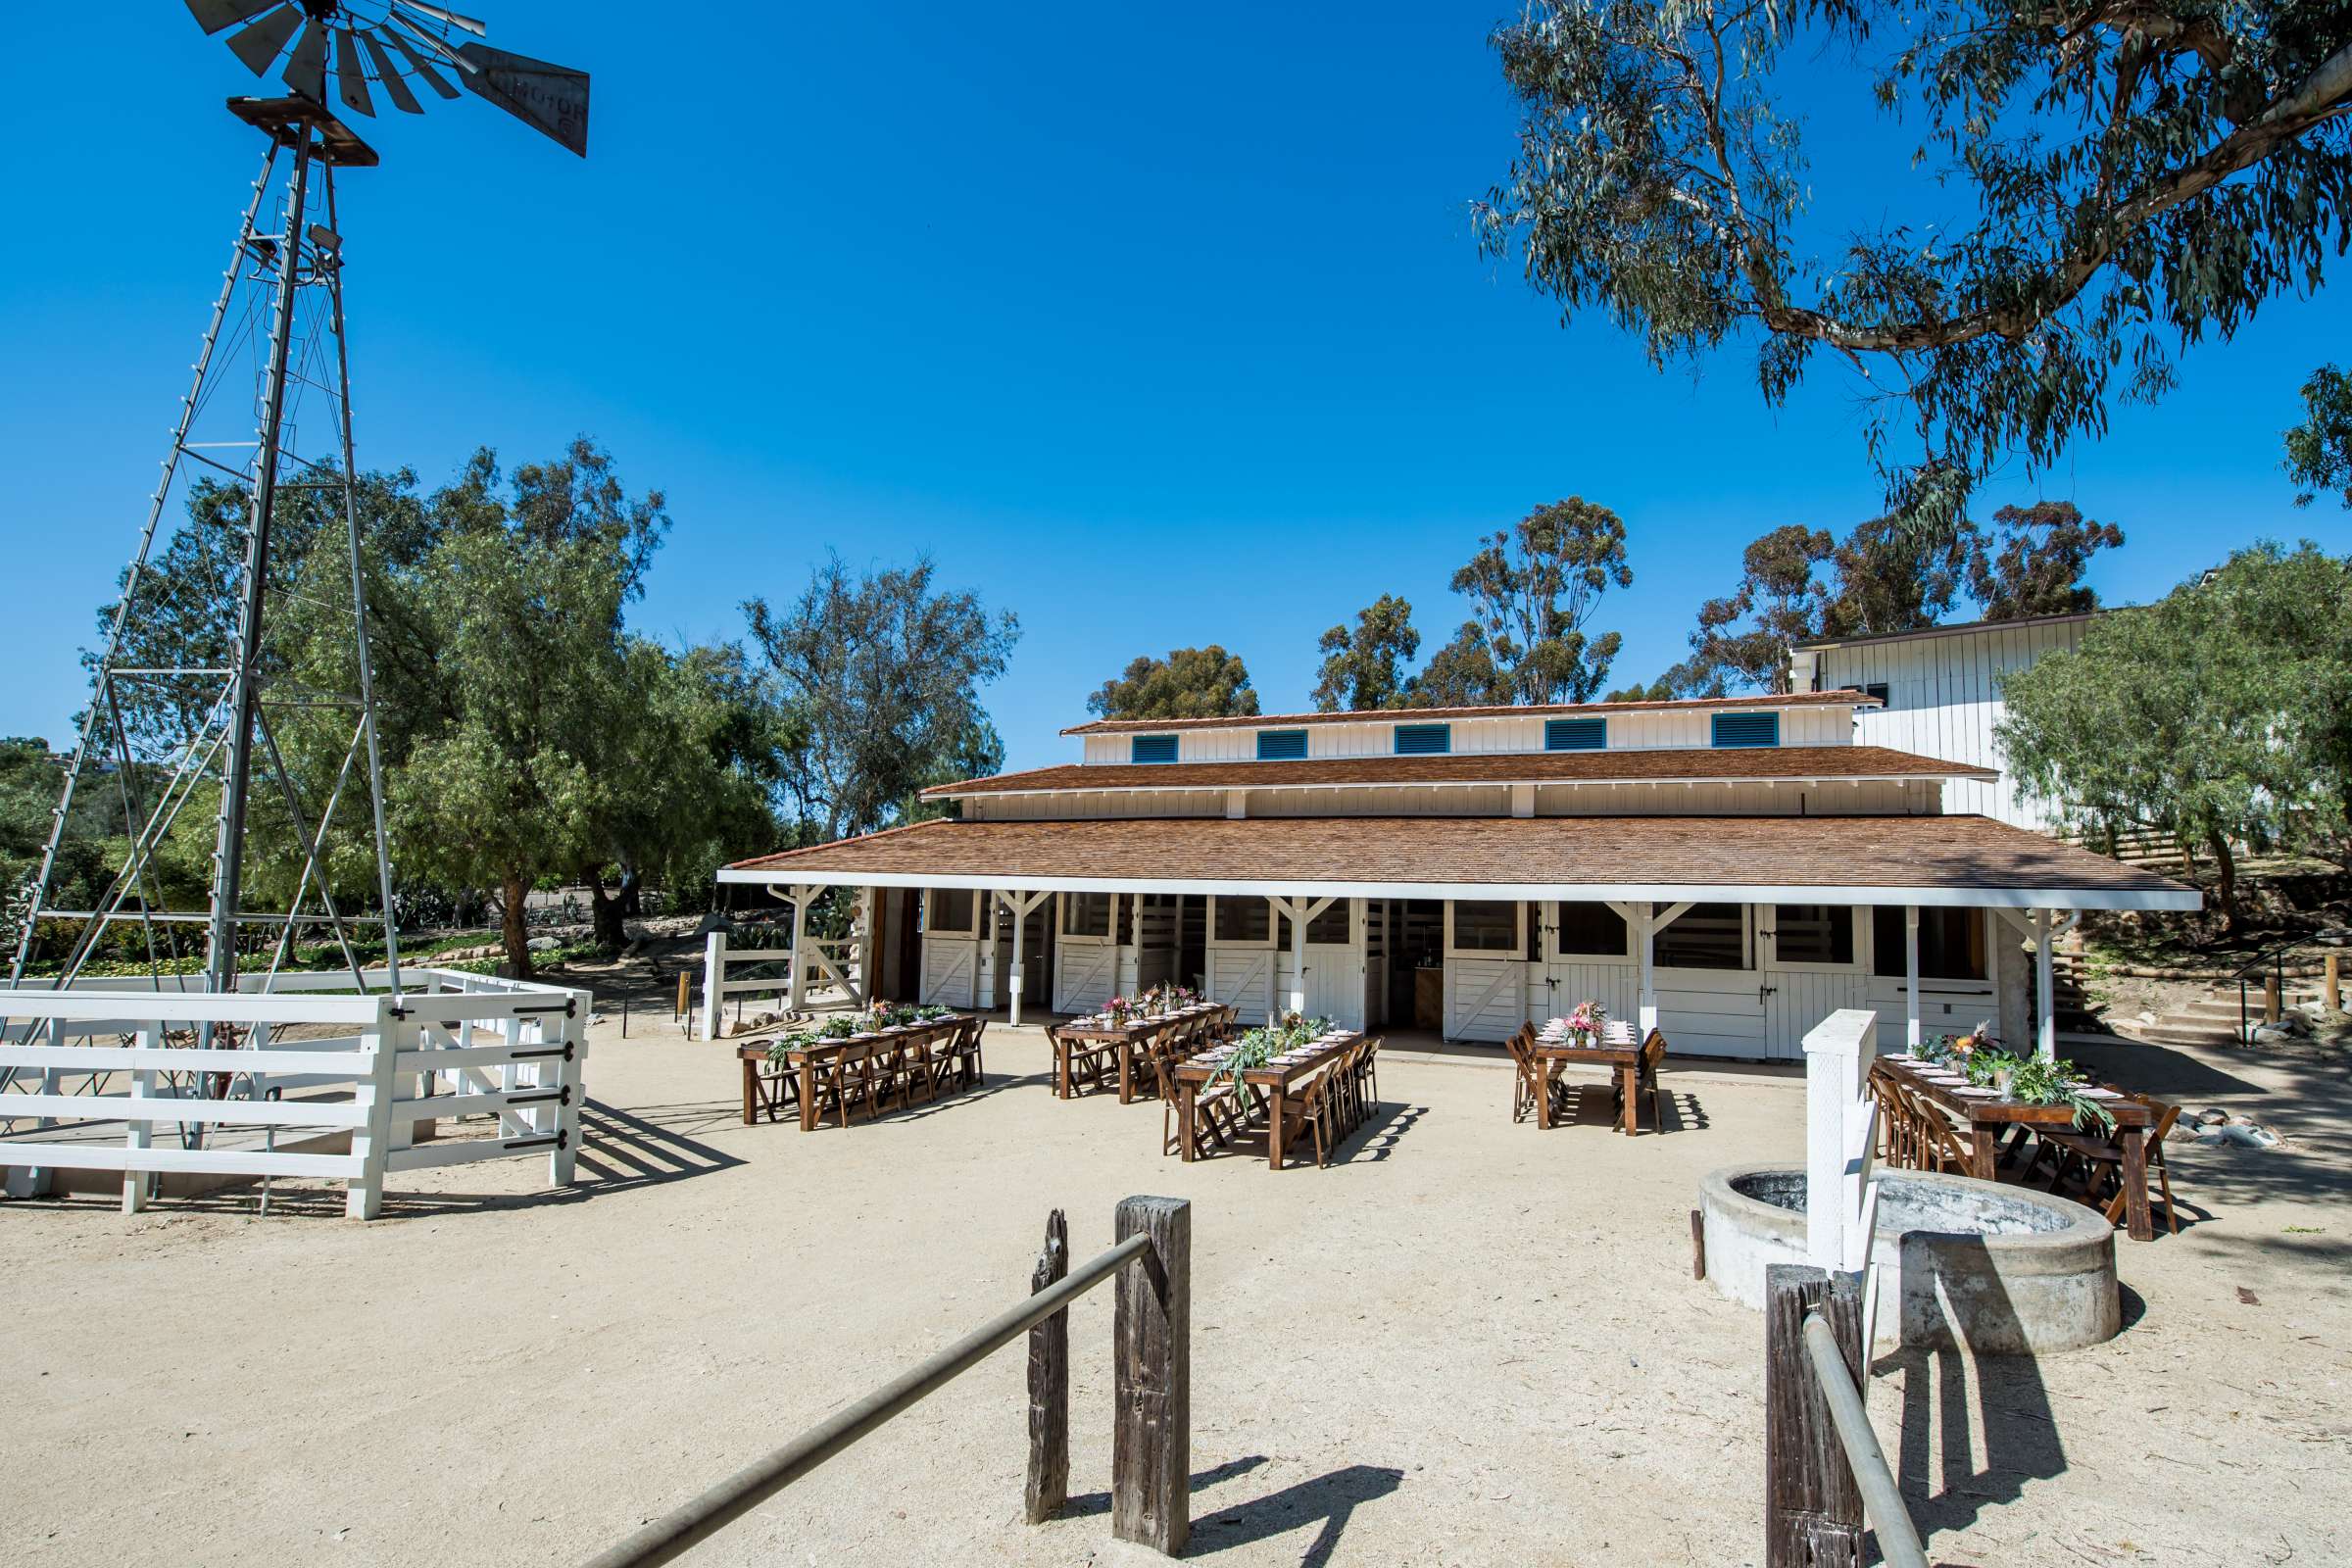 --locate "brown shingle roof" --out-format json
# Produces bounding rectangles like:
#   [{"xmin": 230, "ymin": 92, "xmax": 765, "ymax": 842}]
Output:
[
  {"xmin": 722, "ymin": 814, "xmax": 2198, "ymax": 908},
  {"xmin": 1061, "ymin": 689, "xmax": 1879, "ymax": 735},
  {"xmin": 922, "ymin": 745, "xmax": 1991, "ymax": 799}
]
